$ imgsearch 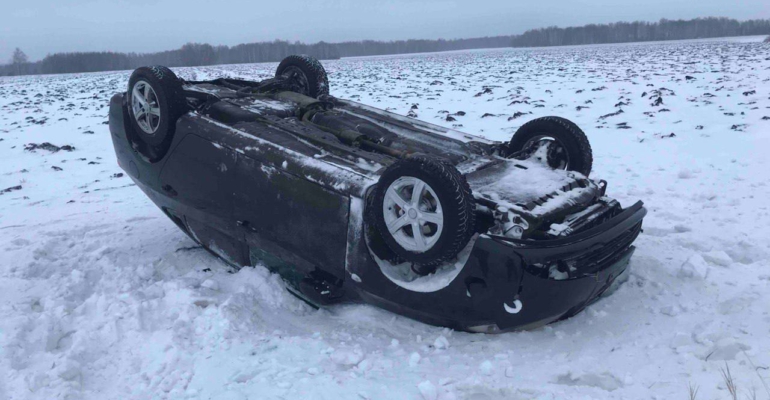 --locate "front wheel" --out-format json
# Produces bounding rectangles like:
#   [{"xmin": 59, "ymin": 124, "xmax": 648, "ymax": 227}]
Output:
[
  {"xmin": 505, "ymin": 116, "xmax": 593, "ymax": 176},
  {"xmin": 368, "ymin": 156, "xmax": 475, "ymax": 275}
]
